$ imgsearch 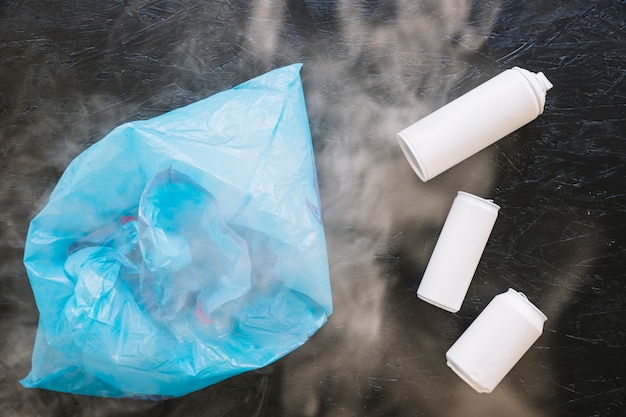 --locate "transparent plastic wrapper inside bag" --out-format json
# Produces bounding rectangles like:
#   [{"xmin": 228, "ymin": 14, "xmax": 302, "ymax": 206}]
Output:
[{"xmin": 21, "ymin": 64, "xmax": 332, "ymax": 399}]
